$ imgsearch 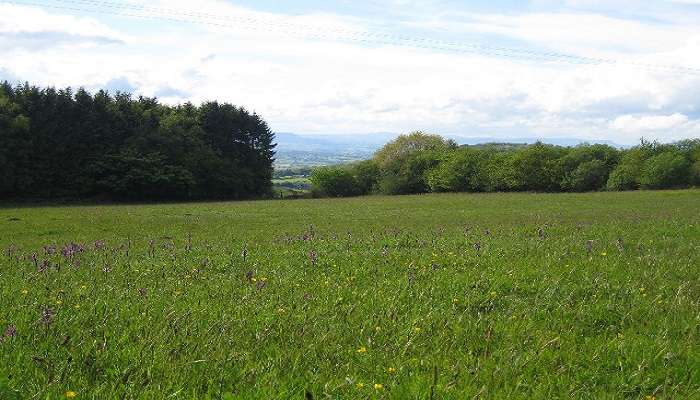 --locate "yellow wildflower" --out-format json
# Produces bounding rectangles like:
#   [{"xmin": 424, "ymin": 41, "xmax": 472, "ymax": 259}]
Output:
[
  {"xmin": 387, "ymin": 367, "xmax": 397, "ymax": 374},
  {"xmin": 21, "ymin": 289, "xmax": 28, "ymax": 295},
  {"xmin": 65, "ymin": 391, "xmax": 77, "ymax": 398},
  {"xmin": 374, "ymin": 383, "xmax": 384, "ymax": 390},
  {"xmin": 356, "ymin": 346, "xmax": 367, "ymax": 353},
  {"xmin": 356, "ymin": 383, "xmax": 365, "ymax": 389}
]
